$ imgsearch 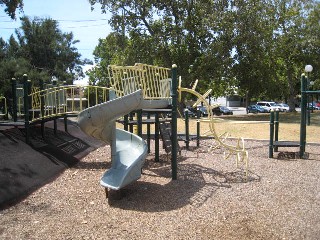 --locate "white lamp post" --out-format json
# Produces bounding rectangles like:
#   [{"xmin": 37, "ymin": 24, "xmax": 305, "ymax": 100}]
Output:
[
  {"xmin": 305, "ymin": 65, "xmax": 313, "ymax": 73},
  {"xmin": 305, "ymin": 65, "xmax": 313, "ymax": 117}
]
